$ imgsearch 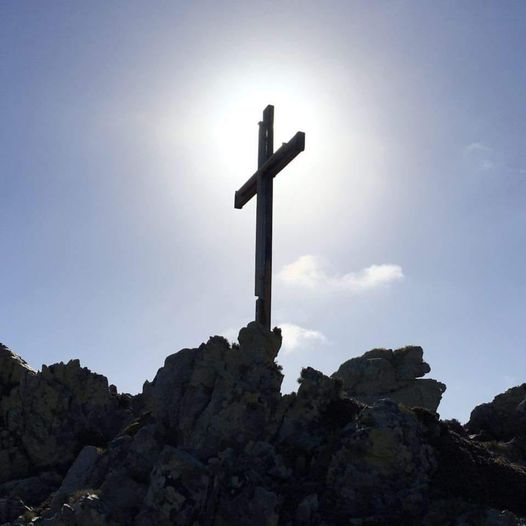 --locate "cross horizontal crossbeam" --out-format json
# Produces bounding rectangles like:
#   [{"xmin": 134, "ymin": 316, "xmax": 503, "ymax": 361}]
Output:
[{"xmin": 234, "ymin": 131, "xmax": 305, "ymax": 209}]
